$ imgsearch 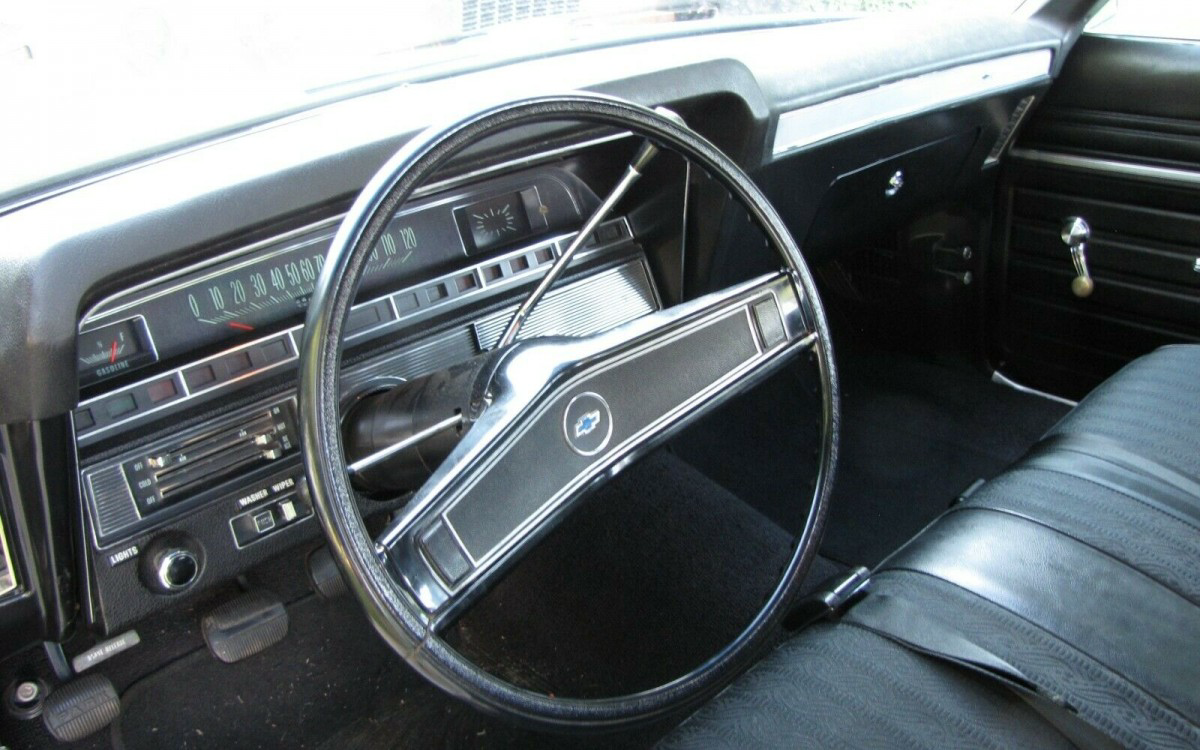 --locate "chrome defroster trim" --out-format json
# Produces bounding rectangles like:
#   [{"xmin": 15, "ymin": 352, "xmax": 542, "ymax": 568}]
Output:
[{"xmin": 773, "ymin": 49, "xmax": 1053, "ymax": 156}]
